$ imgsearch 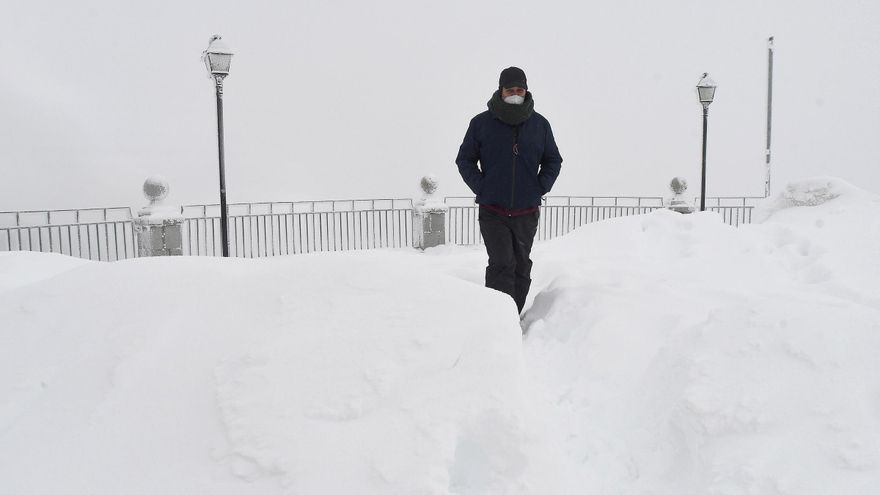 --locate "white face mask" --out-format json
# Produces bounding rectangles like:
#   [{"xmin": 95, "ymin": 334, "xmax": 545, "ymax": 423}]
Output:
[{"xmin": 503, "ymin": 94, "xmax": 525, "ymax": 105}]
